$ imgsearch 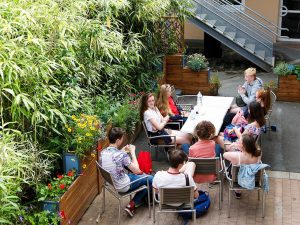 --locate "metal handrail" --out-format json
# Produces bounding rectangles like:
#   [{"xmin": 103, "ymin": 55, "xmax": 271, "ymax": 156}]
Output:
[
  {"xmin": 193, "ymin": 0, "xmax": 273, "ymax": 51},
  {"xmin": 231, "ymin": 0, "xmax": 289, "ymax": 32},
  {"xmin": 208, "ymin": 0, "xmax": 273, "ymax": 43},
  {"xmin": 214, "ymin": 0, "xmax": 273, "ymax": 42},
  {"xmin": 220, "ymin": 0, "xmax": 288, "ymax": 37}
]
